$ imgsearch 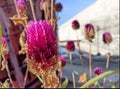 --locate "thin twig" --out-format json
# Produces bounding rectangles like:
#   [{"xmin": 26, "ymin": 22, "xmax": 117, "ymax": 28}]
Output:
[
  {"xmin": 2, "ymin": 55, "xmax": 15, "ymax": 88},
  {"xmin": 29, "ymin": 0, "xmax": 36, "ymax": 21},
  {"xmin": 51, "ymin": 0, "xmax": 54, "ymax": 25},
  {"xmin": 23, "ymin": 67, "xmax": 29, "ymax": 87},
  {"xmin": 13, "ymin": 0, "xmax": 20, "ymax": 17}
]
